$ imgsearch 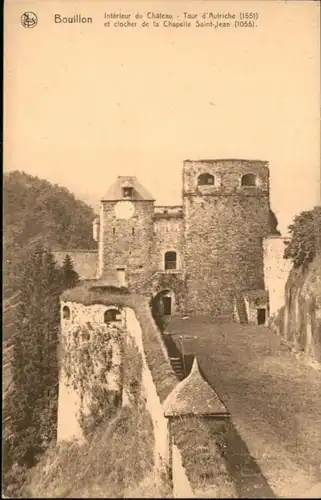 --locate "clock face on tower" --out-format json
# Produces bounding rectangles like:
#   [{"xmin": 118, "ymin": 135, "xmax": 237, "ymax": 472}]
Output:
[{"xmin": 114, "ymin": 200, "xmax": 135, "ymax": 220}]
